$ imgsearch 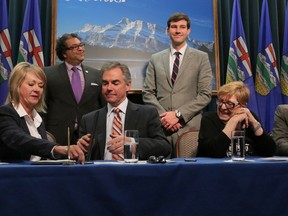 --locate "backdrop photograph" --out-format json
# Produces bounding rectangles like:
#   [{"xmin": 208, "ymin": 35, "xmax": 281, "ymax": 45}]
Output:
[{"xmin": 54, "ymin": 0, "xmax": 219, "ymax": 90}]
